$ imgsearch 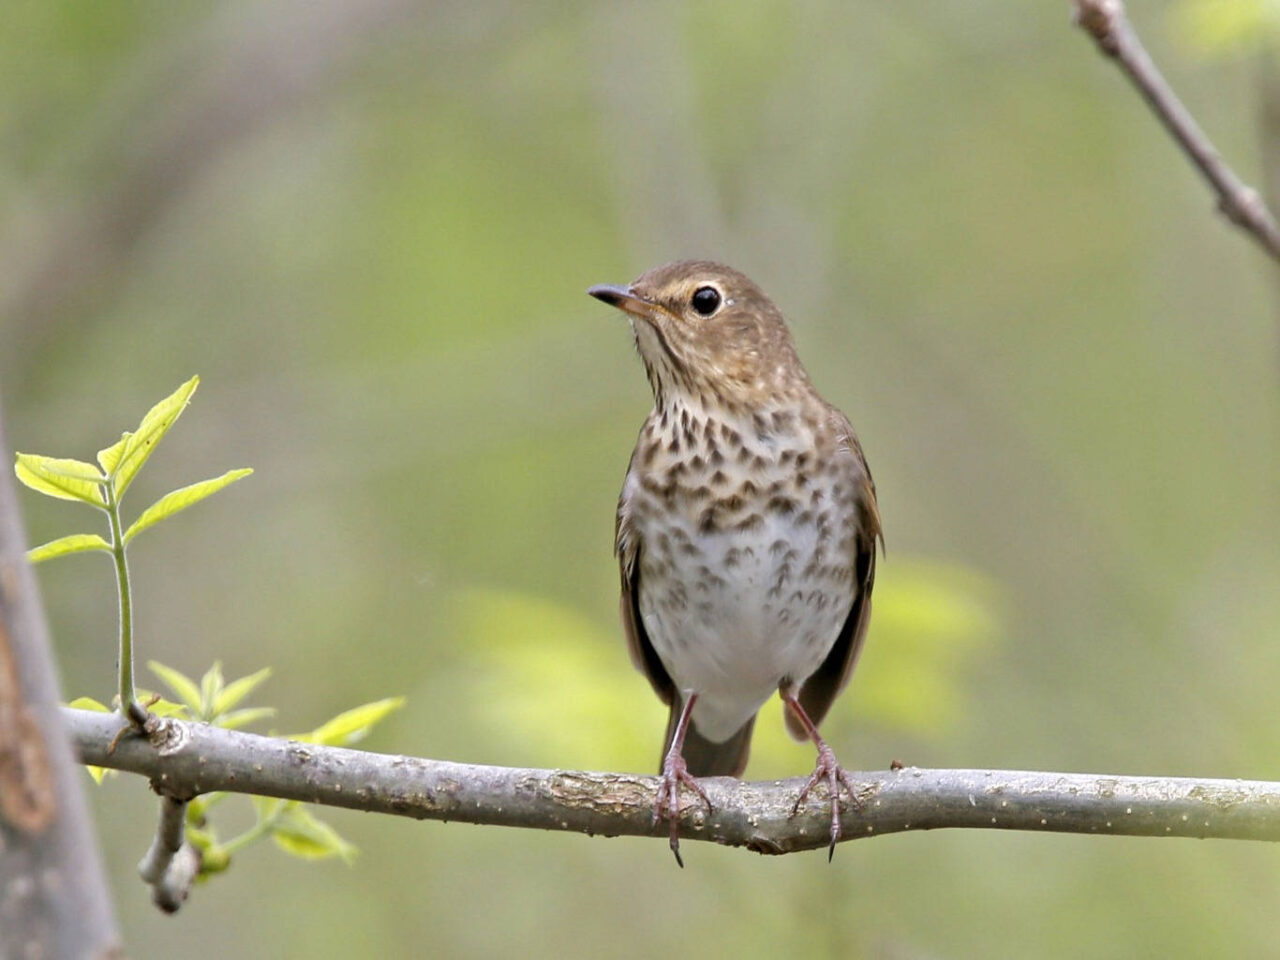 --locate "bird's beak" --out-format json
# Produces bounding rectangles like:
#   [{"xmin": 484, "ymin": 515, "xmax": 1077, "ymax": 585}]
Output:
[{"xmin": 588, "ymin": 284, "xmax": 658, "ymax": 319}]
